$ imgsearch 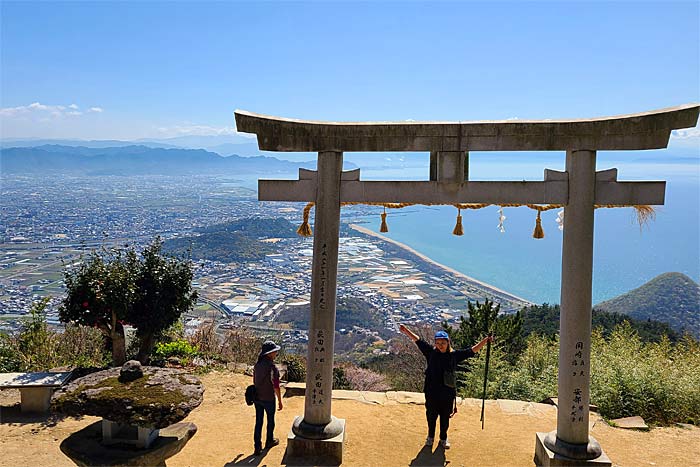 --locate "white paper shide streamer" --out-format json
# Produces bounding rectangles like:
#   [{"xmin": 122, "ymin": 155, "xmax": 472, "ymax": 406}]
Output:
[
  {"xmin": 556, "ymin": 209, "xmax": 564, "ymax": 231},
  {"xmin": 497, "ymin": 207, "xmax": 506, "ymax": 233}
]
